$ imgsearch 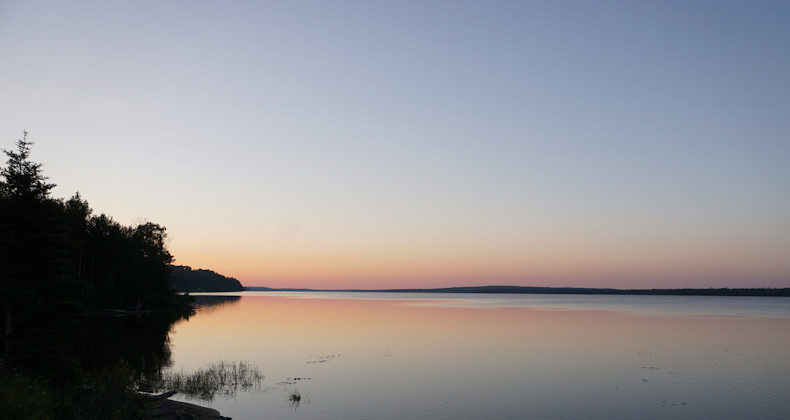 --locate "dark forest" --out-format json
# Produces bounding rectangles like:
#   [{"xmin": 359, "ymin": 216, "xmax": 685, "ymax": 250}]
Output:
[{"xmin": 0, "ymin": 133, "xmax": 192, "ymax": 418}]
